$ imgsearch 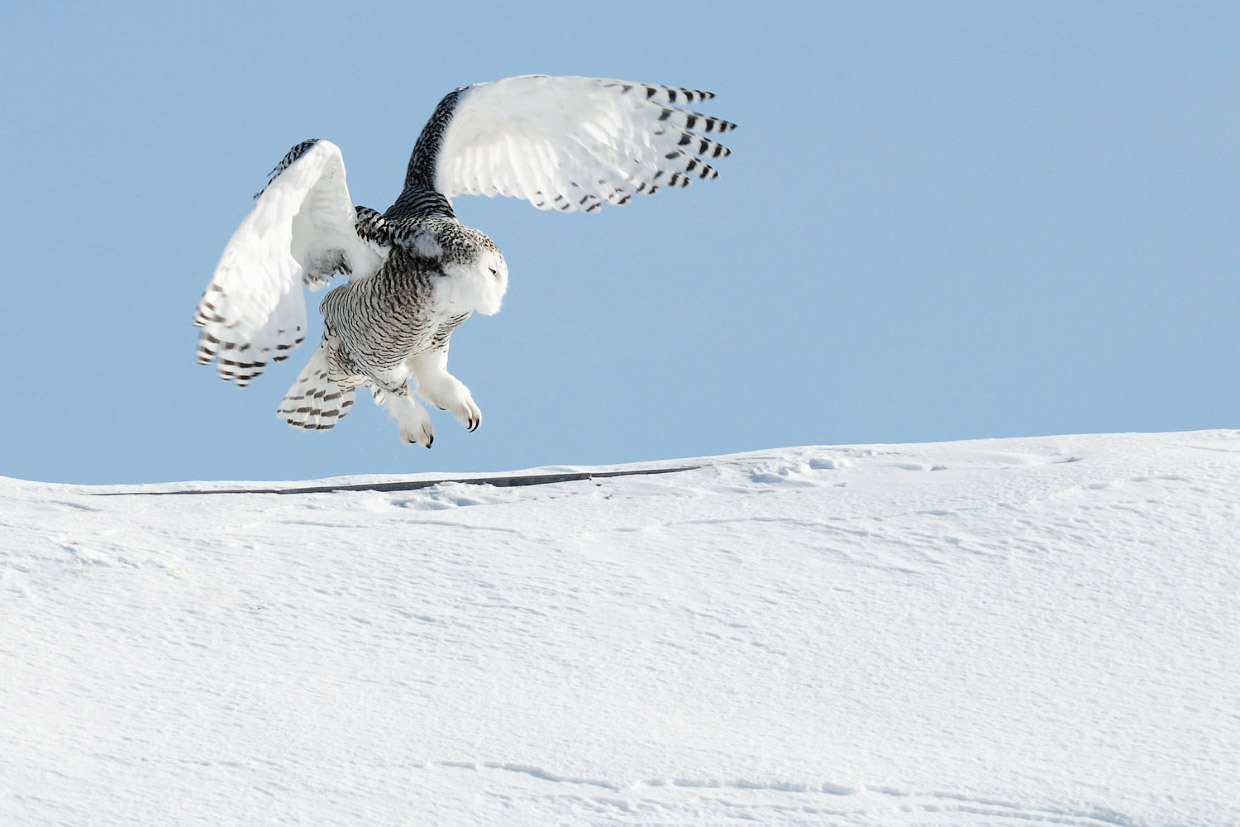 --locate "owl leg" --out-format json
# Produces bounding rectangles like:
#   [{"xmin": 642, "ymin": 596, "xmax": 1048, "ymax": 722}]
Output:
[
  {"xmin": 370, "ymin": 367, "xmax": 435, "ymax": 448},
  {"xmin": 409, "ymin": 347, "xmax": 481, "ymax": 432}
]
